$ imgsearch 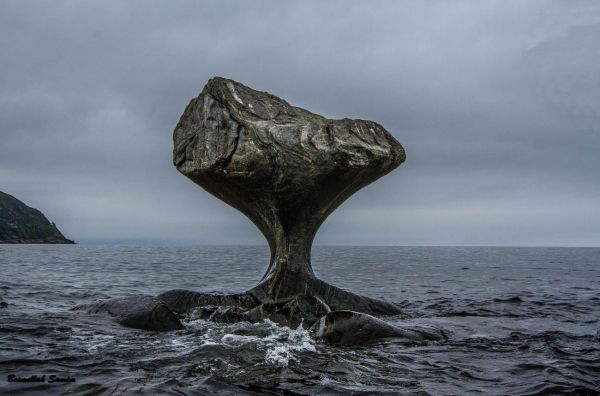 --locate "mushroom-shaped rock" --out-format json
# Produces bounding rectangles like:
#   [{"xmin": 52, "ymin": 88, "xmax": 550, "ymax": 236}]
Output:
[
  {"xmin": 172, "ymin": 77, "xmax": 405, "ymax": 315},
  {"xmin": 73, "ymin": 296, "xmax": 184, "ymax": 331}
]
